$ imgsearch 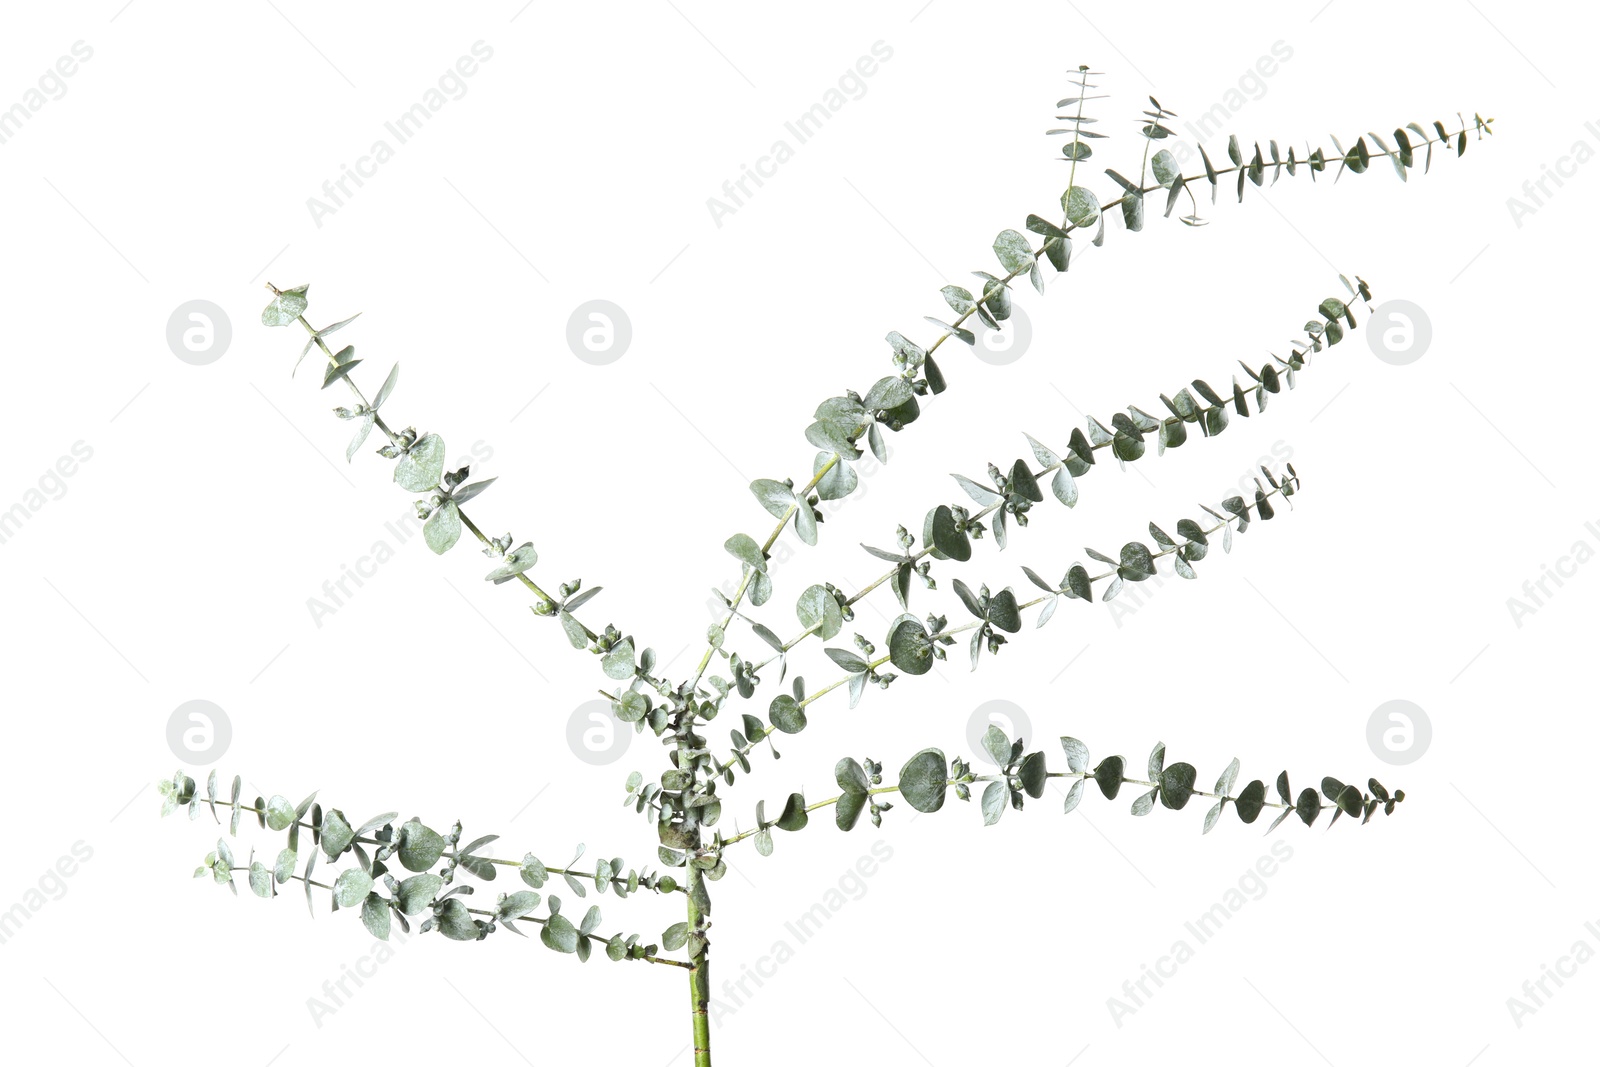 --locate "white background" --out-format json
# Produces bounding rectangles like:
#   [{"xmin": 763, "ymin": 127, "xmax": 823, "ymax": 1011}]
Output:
[{"xmin": 0, "ymin": 2, "xmax": 1593, "ymax": 1064}]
